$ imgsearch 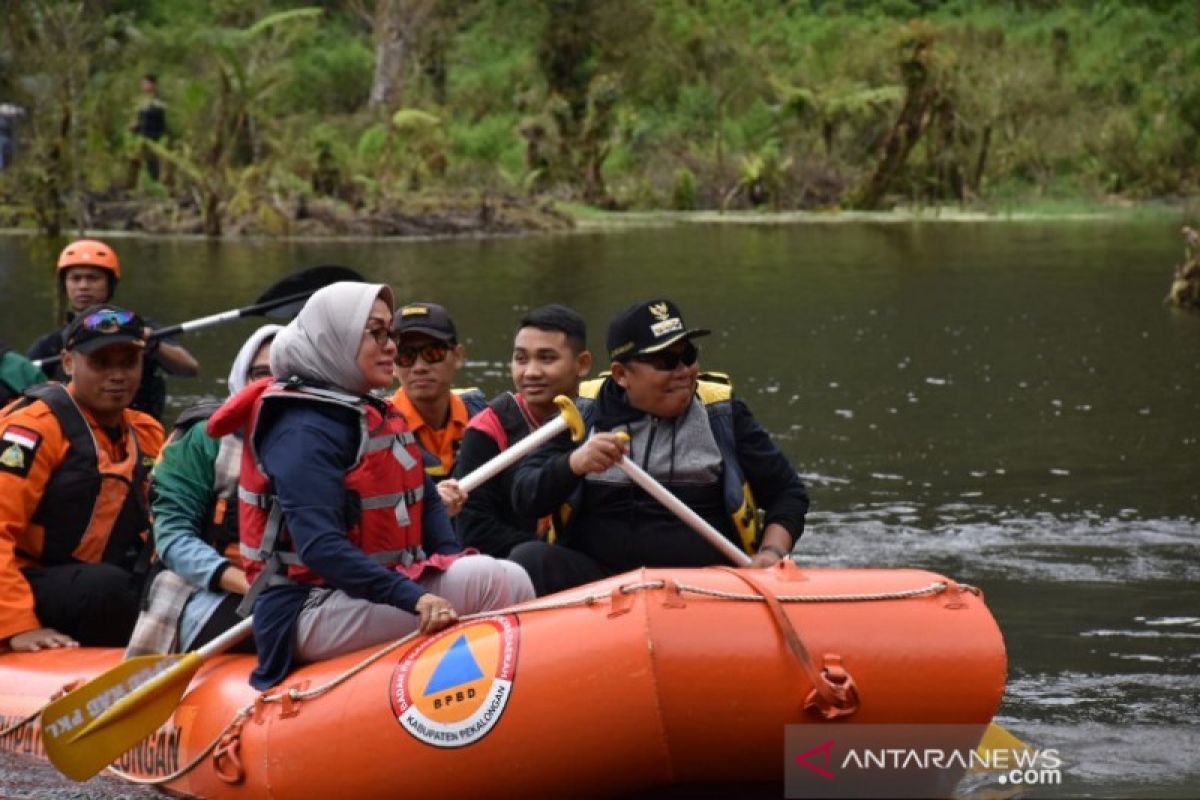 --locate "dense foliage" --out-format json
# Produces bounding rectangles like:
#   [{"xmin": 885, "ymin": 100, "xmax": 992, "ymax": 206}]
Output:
[{"xmin": 1, "ymin": 0, "xmax": 1197, "ymax": 235}]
